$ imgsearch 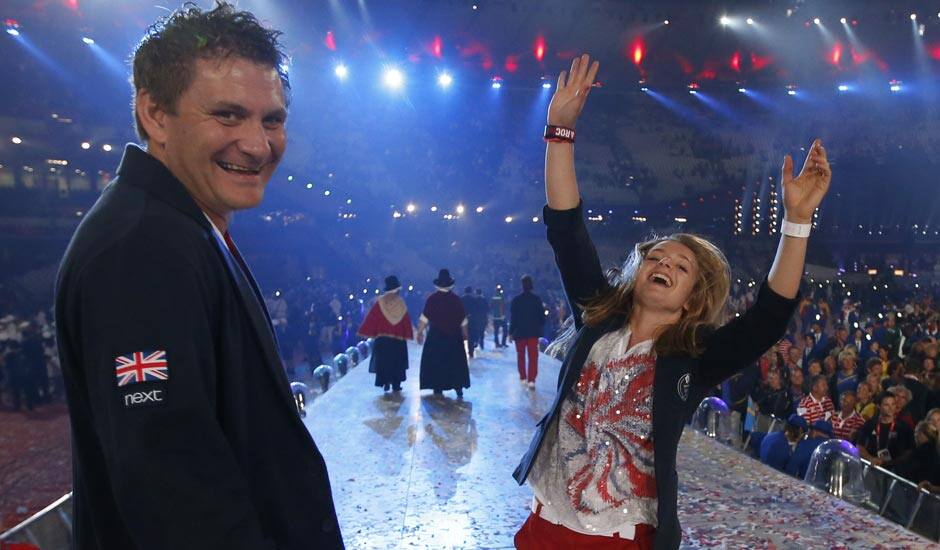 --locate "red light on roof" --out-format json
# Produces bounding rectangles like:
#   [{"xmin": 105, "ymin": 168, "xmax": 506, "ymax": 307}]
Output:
[
  {"xmin": 432, "ymin": 36, "xmax": 443, "ymax": 58},
  {"xmin": 632, "ymin": 39, "xmax": 645, "ymax": 65},
  {"xmin": 534, "ymin": 36, "xmax": 546, "ymax": 62},
  {"xmin": 730, "ymin": 51, "xmax": 741, "ymax": 72},
  {"xmin": 324, "ymin": 31, "xmax": 336, "ymax": 51},
  {"xmin": 830, "ymin": 42, "xmax": 843, "ymax": 65}
]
